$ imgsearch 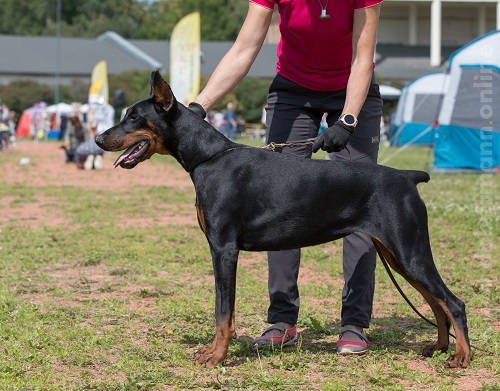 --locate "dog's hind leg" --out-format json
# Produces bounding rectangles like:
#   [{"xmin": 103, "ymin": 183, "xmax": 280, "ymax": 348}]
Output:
[
  {"xmin": 372, "ymin": 239, "xmax": 450, "ymax": 352},
  {"xmin": 194, "ymin": 241, "xmax": 239, "ymax": 368},
  {"xmin": 372, "ymin": 238, "xmax": 471, "ymax": 368}
]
